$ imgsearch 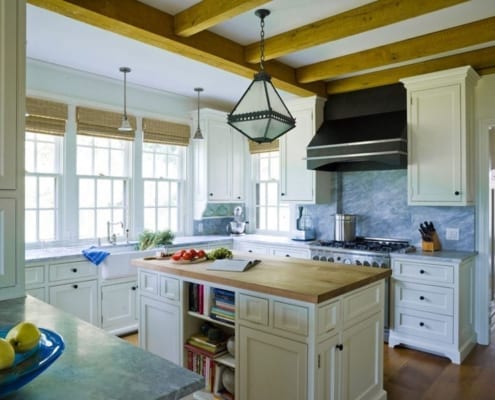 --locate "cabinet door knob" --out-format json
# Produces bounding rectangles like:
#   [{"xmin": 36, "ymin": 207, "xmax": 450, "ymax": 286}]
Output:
[
  {"xmin": 420, "ymin": 269, "xmax": 425, "ymax": 274},
  {"xmin": 281, "ymin": 193, "xmax": 285, "ymax": 196},
  {"xmin": 419, "ymin": 295, "xmax": 425, "ymax": 300},
  {"xmin": 72, "ymin": 268, "xmax": 78, "ymax": 273},
  {"xmin": 248, "ymin": 250, "xmax": 253, "ymax": 253},
  {"xmin": 335, "ymin": 344, "xmax": 344, "ymax": 351},
  {"xmin": 285, "ymin": 254, "xmax": 290, "ymax": 257},
  {"xmin": 132, "ymin": 286, "xmax": 137, "ymax": 291},
  {"xmin": 209, "ymin": 193, "xmax": 213, "ymax": 196},
  {"xmin": 73, "ymin": 284, "xmax": 78, "ymax": 289},
  {"xmin": 237, "ymin": 196, "xmax": 241, "ymax": 200},
  {"xmin": 419, "ymin": 322, "xmax": 425, "ymax": 327},
  {"xmin": 454, "ymin": 191, "xmax": 460, "ymax": 196}
]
